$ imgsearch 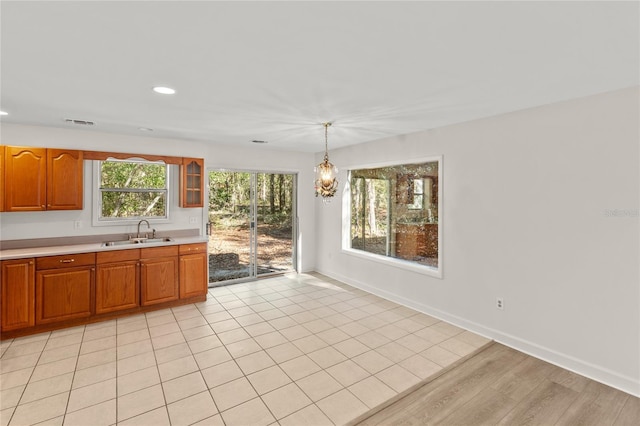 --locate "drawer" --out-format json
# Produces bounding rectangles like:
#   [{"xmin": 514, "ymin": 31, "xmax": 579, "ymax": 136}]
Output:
[
  {"xmin": 179, "ymin": 243, "xmax": 207, "ymax": 255},
  {"xmin": 97, "ymin": 249, "xmax": 140, "ymax": 264},
  {"xmin": 36, "ymin": 252, "xmax": 96, "ymax": 270},
  {"xmin": 140, "ymin": 245, "xmax": 179, "ymax": 259}
]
